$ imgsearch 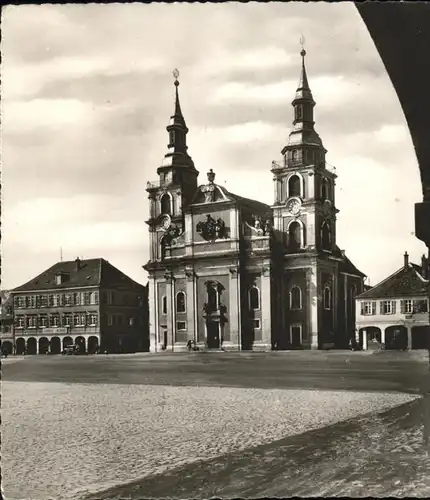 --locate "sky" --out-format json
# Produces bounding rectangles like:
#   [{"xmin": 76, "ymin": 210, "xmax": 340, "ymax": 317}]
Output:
[{"xmin": 1, "ymin": 2, "xmax": 427, "ymax": 290}]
